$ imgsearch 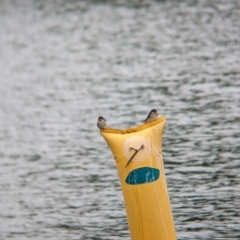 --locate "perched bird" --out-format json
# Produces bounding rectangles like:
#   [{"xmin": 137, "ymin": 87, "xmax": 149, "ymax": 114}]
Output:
[
  {"xmin": 144, "ymin": 109, "xmax": 158, "ymax": 123},
  {"xmin": 97, "ymin": 116, "xmax": 106, "ymax": 129}
]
